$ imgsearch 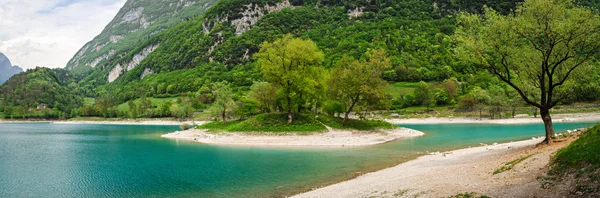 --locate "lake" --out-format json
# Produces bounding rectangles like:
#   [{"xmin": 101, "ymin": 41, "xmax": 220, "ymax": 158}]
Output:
[{"xmin": 0, "ymin": 121, "xmax": 596, "ymax": 197}]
